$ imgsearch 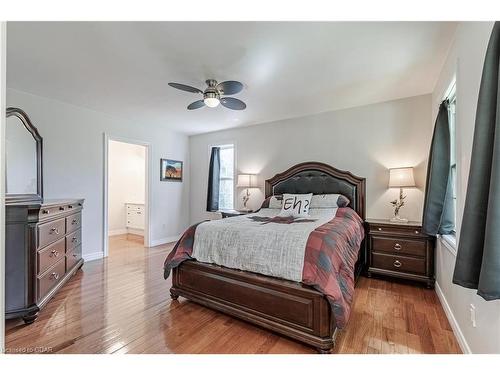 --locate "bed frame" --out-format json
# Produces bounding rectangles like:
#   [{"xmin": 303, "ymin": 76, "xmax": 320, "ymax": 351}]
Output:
[{"xmin": 170, "ymin": 161, "xmax": 366, "ymax": 353}]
